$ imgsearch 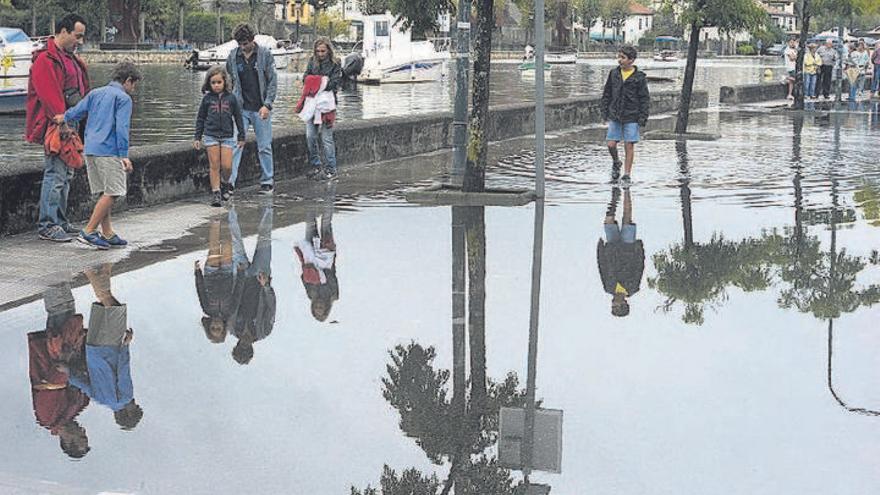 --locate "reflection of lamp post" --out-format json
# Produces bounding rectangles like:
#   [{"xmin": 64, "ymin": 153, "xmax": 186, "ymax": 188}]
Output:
[{"xmin": 498, "ymin": 198, "xmax": 561, "ymax": 492}]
